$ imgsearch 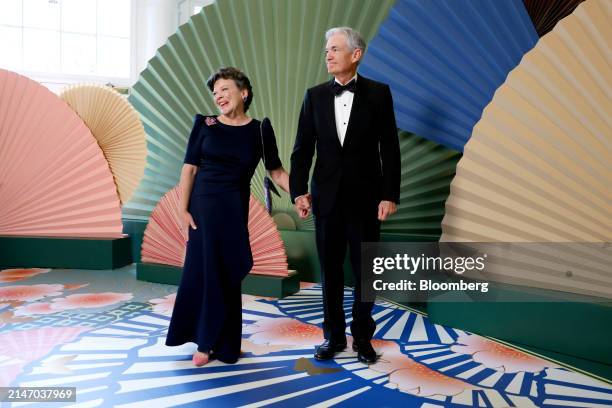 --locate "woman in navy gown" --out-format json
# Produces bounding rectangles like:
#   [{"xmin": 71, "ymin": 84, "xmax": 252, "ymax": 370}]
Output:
[{"xmin": 165, "ymin": 67, "xmax": 292, "ymax": 366}]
